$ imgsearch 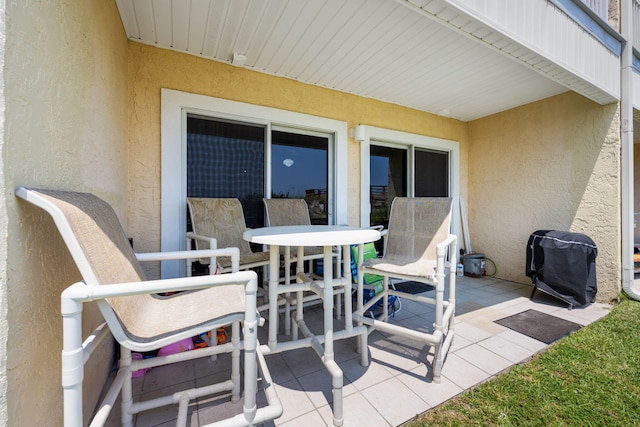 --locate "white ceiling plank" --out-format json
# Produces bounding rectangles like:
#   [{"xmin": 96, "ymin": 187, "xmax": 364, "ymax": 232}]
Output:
[
  {"xmin": 295, "ymin": 0, "xmax": 375, "ymax": 83},
  {"xmin": 199, "ymin": 0, "xmax": 231, "ymax": 58},
  {"xmin": 134, "ymin": 0, "xmax": 156, "ymax": 42},
  {"xmin": 375, "ymin": 28, "xmax": 466, "ymax": 99},
  {"xmin": 281, "ymin": 0, "xmax": 367, "ymax": 78},
  {"xmin": 171, "ymin": 0, "xmax": 191, "ymax": 51},
  {"xmin": 186, "ymin": 0, "xmax": 213, "ymax": 54},
  {"xmin": 231, "ymin": 0, "xmax": 270, "ymax": 59},
  {"xmin": 209, "ymin": 0, "xmax": 250, "ymax": 60},
  {"xmin": 334, "ymin": 7, "xmax": 420, "ymax": 91},
  {"xmin": 310, "ymin": 1, "xmax": 404, "ymax": 87},
  {"xmin": 252, "ymin": 0, "xmax": 309, "ymax": 70},
  {"xmin": 115, "ymin": 0, "xmax": 140, "ymax": 39},
  {"xmin": 309, "ymin": 0, "xmax": 400, "ymax": 85},
  {"xmin": 420, "ymin": 1, "xmax": 448, "ymax": 16},
  {"xmin": 348, "ymin": 15, "xmax": 438, "ymax": 95},
  {"xmin": 152, "ymin": 0, "xmax": 173, "ymax": 47},
  {"xmin": 243, "ymin": 0, "xmax": 288, "ymax": 68},
  {"xmin": 268, "ymin": 0, "xmax": 327, "ymax": 74}
]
